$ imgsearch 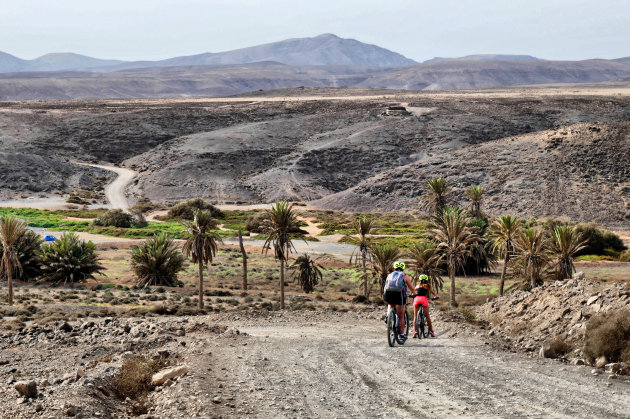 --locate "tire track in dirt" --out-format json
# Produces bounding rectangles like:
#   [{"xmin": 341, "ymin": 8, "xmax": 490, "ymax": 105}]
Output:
[{"xmin": 194, "ymin": 315, "xmax": 630, "ymax": 418}]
